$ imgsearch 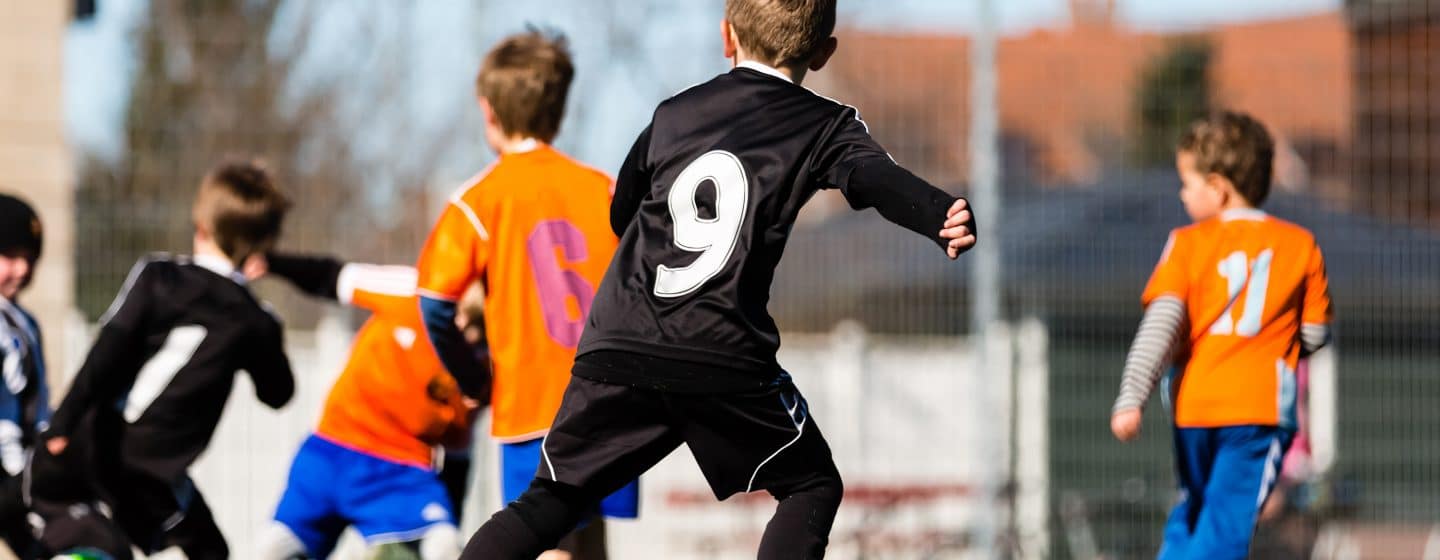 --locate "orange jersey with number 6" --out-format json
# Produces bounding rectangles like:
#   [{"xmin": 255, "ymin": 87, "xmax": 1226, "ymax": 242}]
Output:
[
  {"xmin": 1143, "ymin": 209, "xmax": 1332, "ymax": 429},
  {"xmin": 417, "ymin": 145, "xmax": 616, "ymax": 441}
]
